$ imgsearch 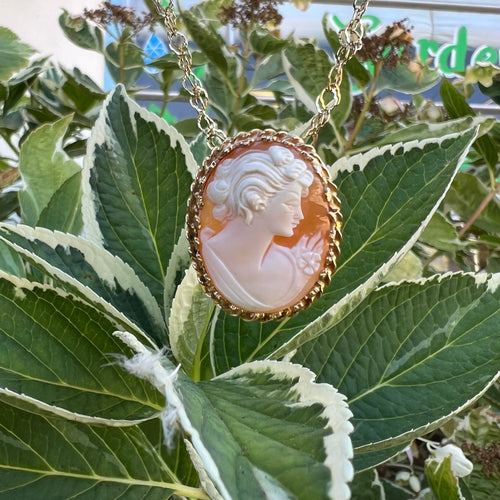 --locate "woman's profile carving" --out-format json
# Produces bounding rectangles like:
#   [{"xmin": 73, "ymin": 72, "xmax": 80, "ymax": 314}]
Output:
[{"xmin": 200, "ymin": 145, "xmax": 326, "ymax": 313}]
